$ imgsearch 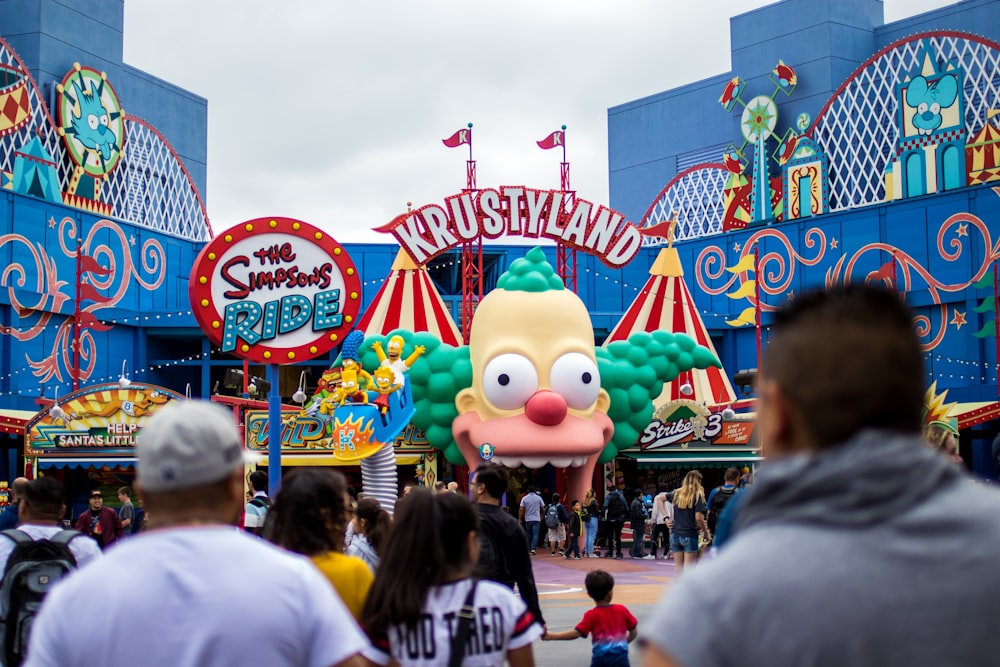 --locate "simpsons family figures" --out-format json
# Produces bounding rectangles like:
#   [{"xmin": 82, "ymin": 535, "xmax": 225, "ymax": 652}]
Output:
[{"xmin": 313, "ymin": 330, "xmax": 416, "ymax": 414}]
